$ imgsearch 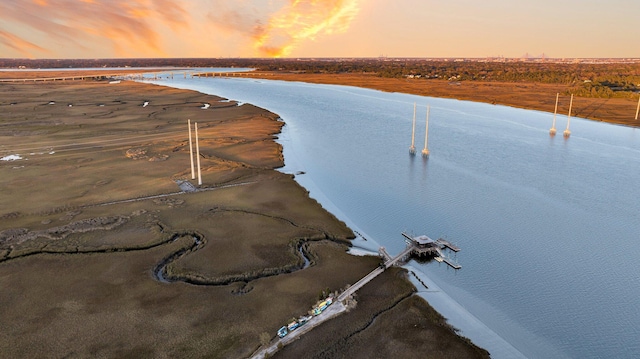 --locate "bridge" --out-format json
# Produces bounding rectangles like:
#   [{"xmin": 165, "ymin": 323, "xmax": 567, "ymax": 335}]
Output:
[
  {"xmin": 336, "ymin": 246, "xmax": 409, "ymax": 302},
  {"xmin": 0, "ymin": 70, "xmax": 271, "ymax": 83},
  {"xmin": 0, "ymin": 70, "xmax": 160, "ymax": 83},
  {"xmin": 191, "ymin": 72, "xmax": 274, "ymax": 78}
]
